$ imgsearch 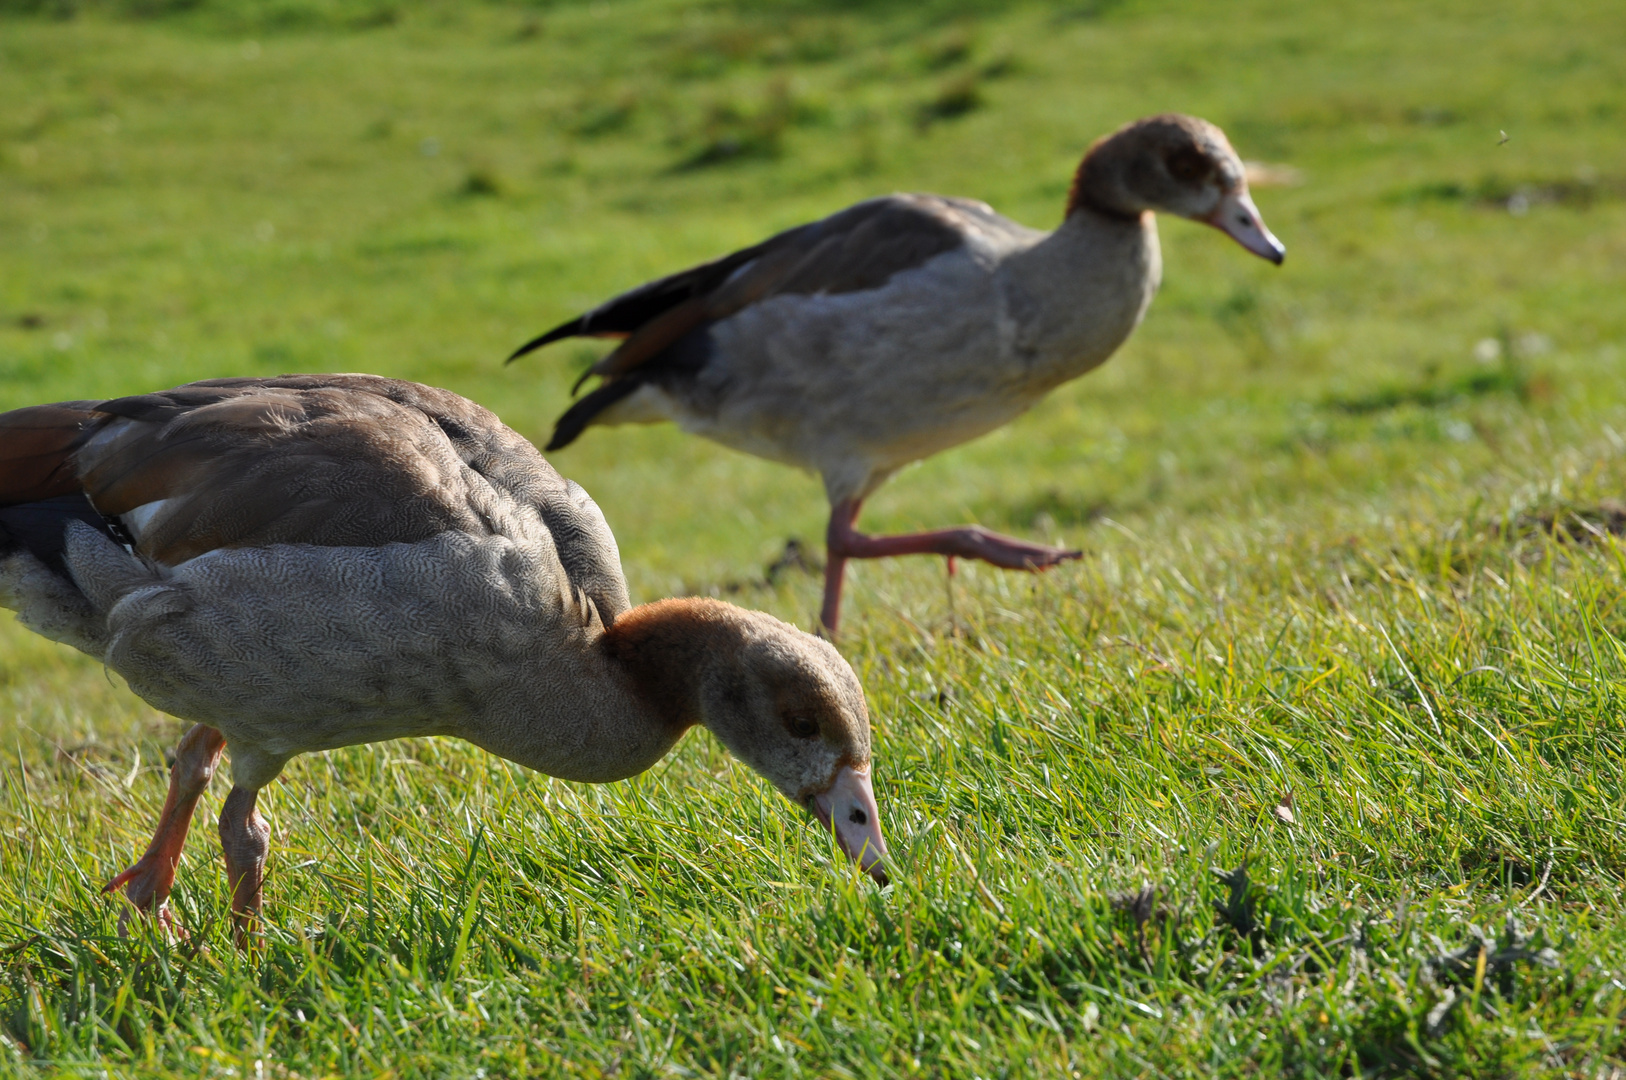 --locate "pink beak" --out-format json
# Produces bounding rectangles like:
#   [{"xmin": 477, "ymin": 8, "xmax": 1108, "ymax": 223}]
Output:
[
  {"xmin": 810, "ymin": 763, "xmax": 889, "ymax": 885},
  {"xmin": 1206, "ymin": 189, "xmax": 1286, "ymax": 265}
]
